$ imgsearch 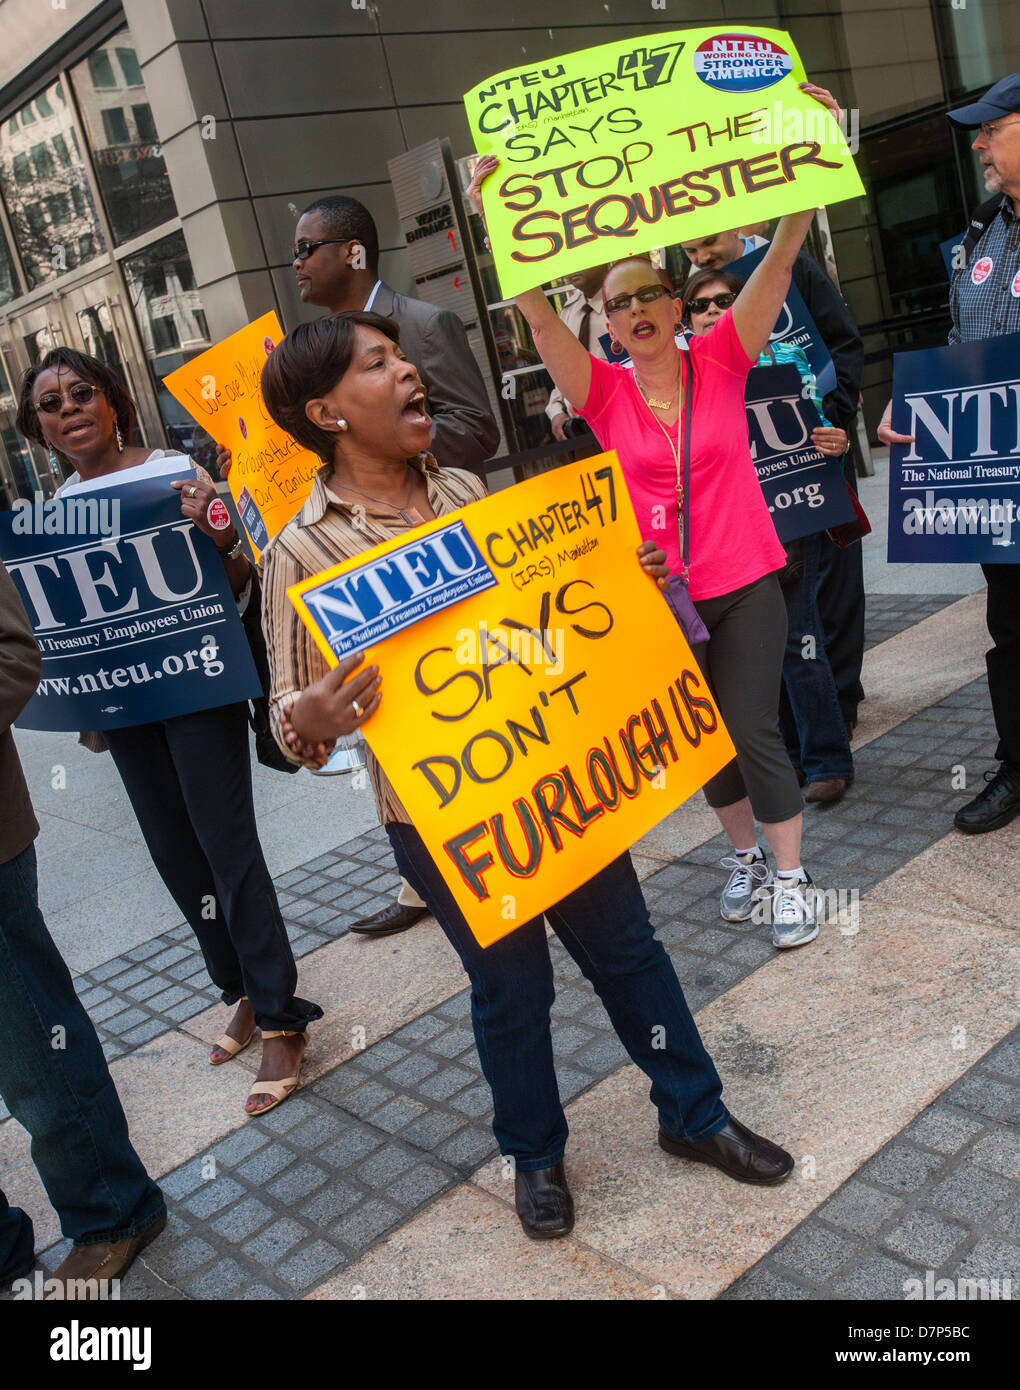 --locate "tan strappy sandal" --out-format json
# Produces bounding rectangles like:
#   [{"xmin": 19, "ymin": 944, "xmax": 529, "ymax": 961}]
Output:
[
  {"xmin": 209, "ymin": 997, "xmax": 255, "ymax": 1066},
  {"xmin": 245, "ymin": 1030, "xmax": 308, "ymax": 1116}
]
